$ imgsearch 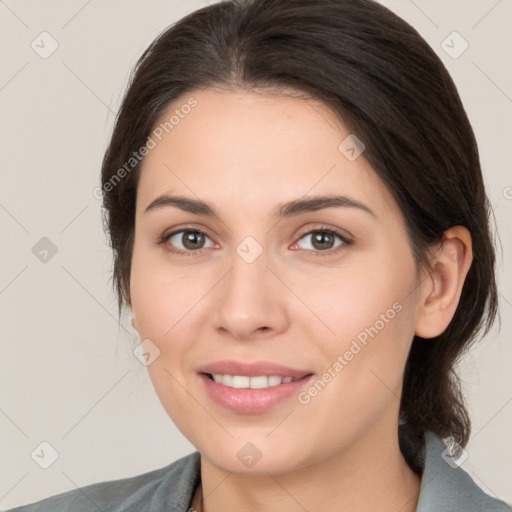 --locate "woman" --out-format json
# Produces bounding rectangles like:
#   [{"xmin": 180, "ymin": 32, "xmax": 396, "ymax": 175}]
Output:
[{"xmin": 9, "ymin": 0, "xmax": 511, "ymax": 510}]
